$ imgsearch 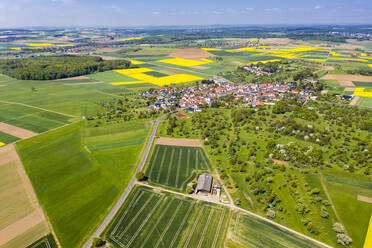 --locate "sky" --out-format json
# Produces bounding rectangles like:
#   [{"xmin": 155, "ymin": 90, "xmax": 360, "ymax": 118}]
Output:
[{"xmin": 0, "ymin": 0, "xmax": 371, "ymax": 27}]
